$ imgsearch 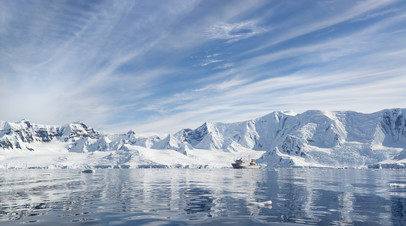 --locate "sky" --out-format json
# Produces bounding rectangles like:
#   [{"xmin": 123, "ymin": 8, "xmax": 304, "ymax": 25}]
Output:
[{"xmin": 1, "ymin": 0, "xmax": 406, "ymax": 134}]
